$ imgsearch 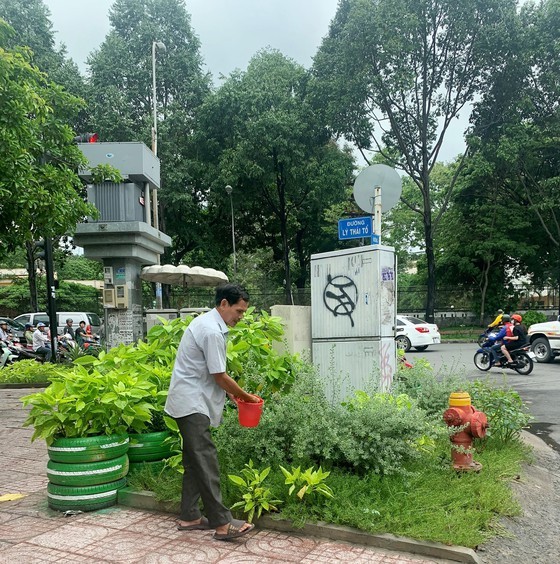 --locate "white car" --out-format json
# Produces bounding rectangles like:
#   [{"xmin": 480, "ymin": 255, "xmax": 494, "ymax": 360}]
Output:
[
  {"xmin": 528, "ymin": 316, "xmax": 560, "ymax": 363},
  {"xmin": 395, "ymin": 315, "xmax": 441, "ymax": 352}
]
